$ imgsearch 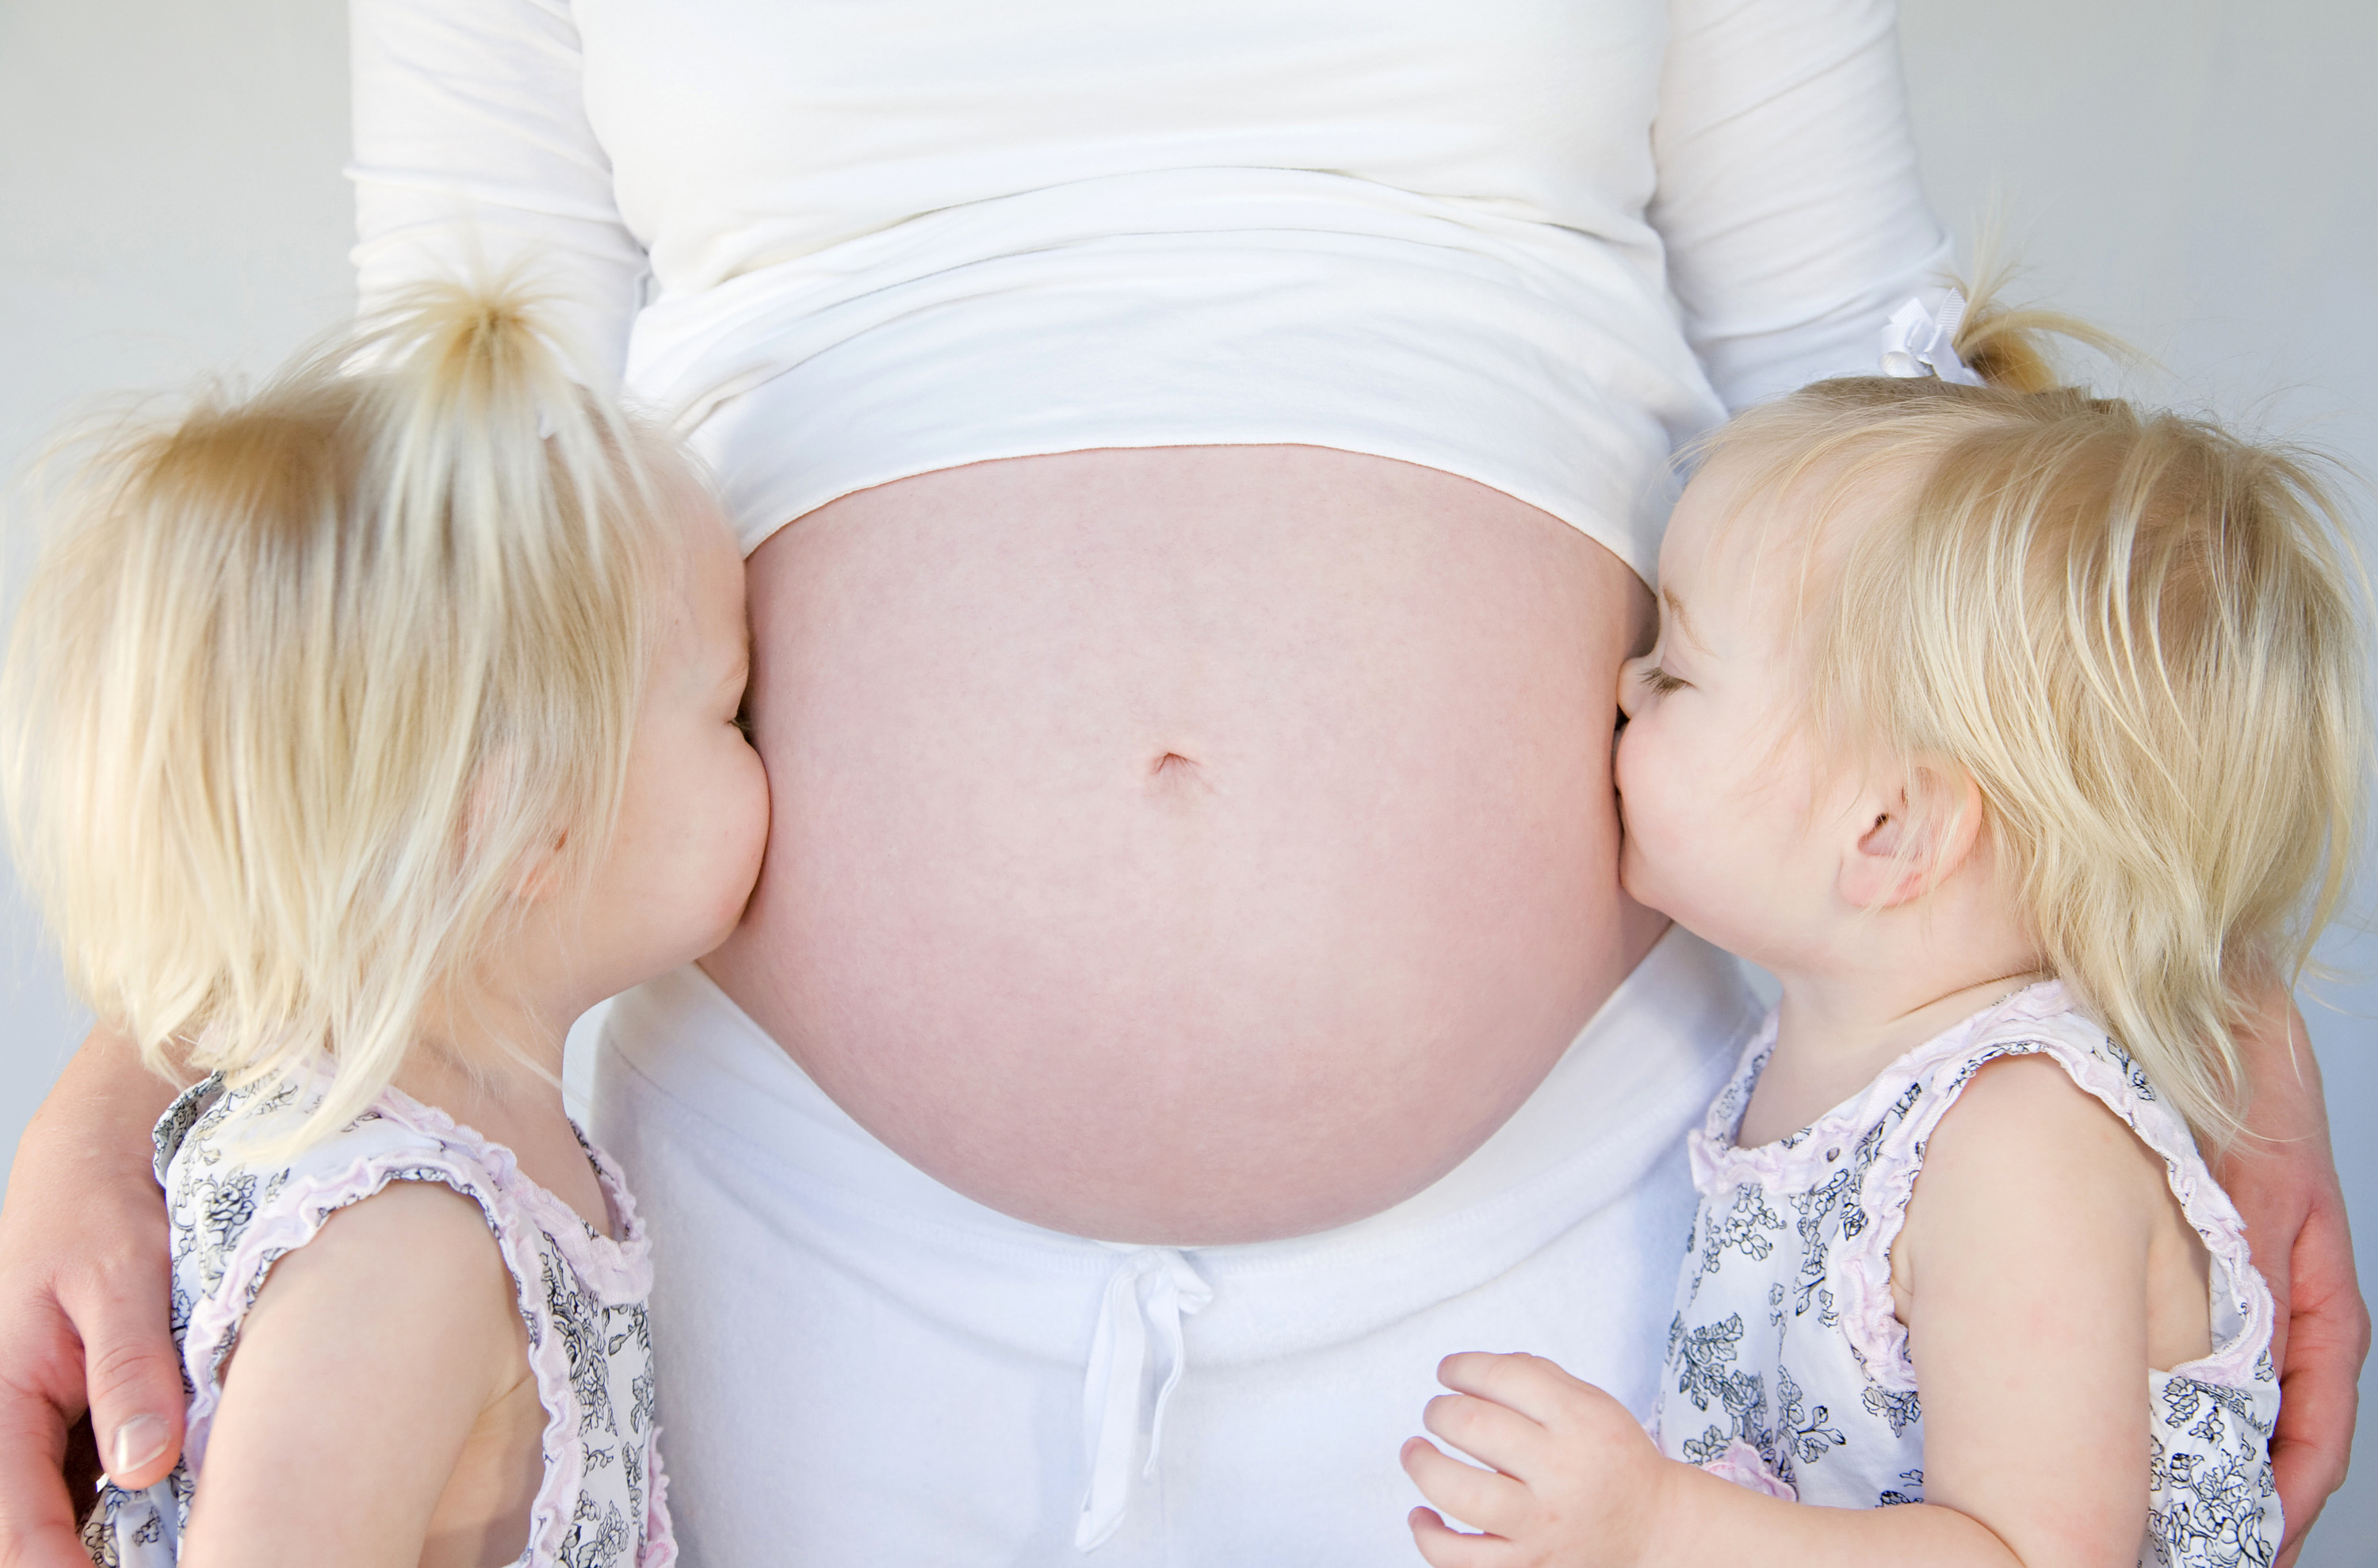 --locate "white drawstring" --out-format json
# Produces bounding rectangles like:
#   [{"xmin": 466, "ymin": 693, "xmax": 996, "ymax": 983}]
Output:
[{"xmin": 1074, "ymin": 1246, "xmax": 1213, "ymax": 1551}]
